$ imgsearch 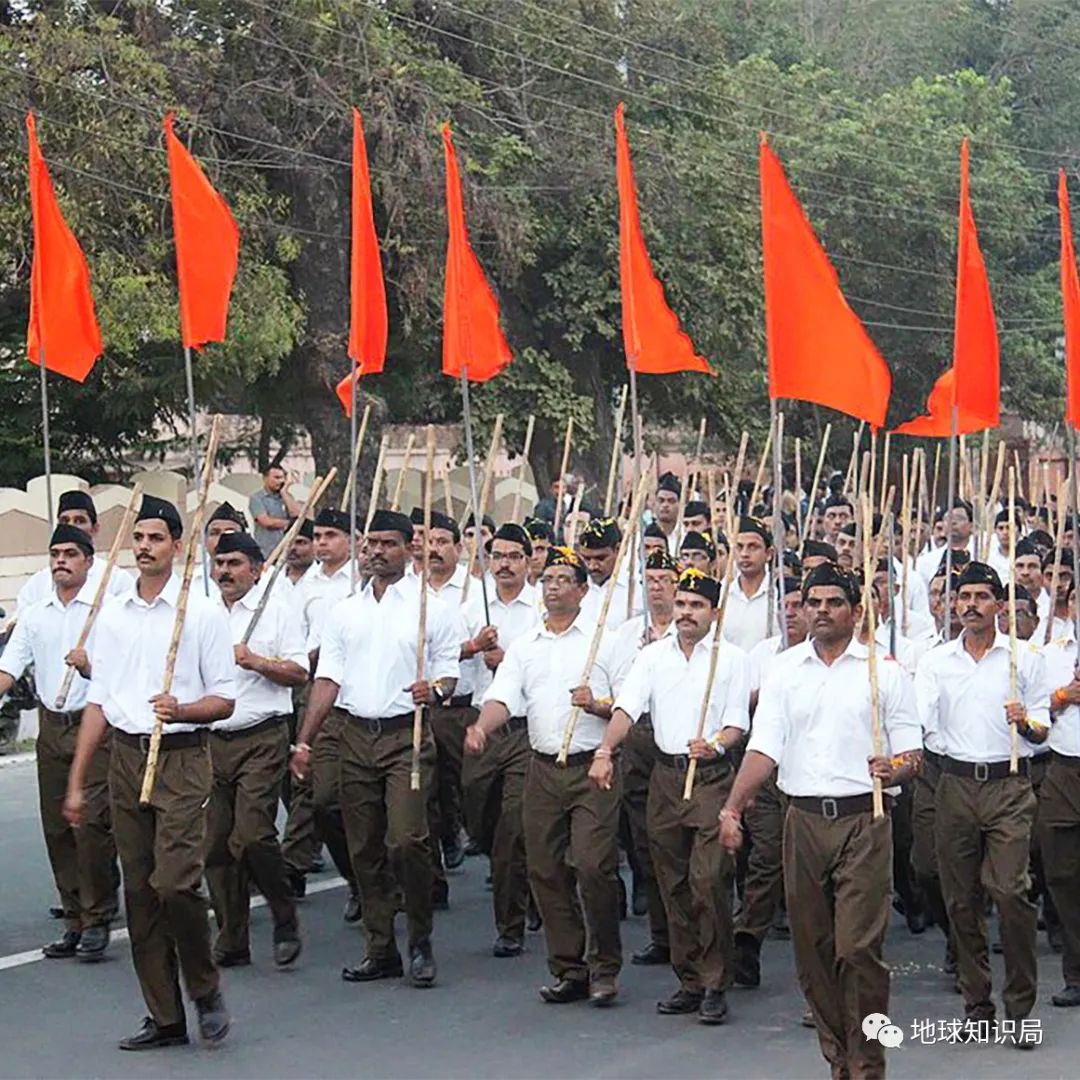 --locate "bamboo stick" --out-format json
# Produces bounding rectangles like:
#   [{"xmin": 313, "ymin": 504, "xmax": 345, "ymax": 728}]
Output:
[
  {"xmin": 339, "ymin": 402, "xmax": 372, "ymax": 512},
  {"xmin": 565, "ymin": 483, "xmax": 585, "ymax": 548},
  {"xmin": 139, "ymin": 416, "xmax": 222, "ymax": 806},
  {"xmin": 860, "ymin": 491, "xmax": 885, "ymax": 820},
  {"xmin": 879, "ymin": 432, "xmax": 891, "ymax": 514},
  {"xmin": 462, "ymin": 413, "xmax": 504, "ymax": 604},
  {"xmin": 844, "ymin": 421, "xmax": 865, "ymax": 497},
  {"xmin": 364, "ymin": 434, "xmax": 390, "ymax": 533},
  {"xmin": 800, "ymin": 422, "xmax": 832, "ymax": 554},
  {"xmin": 986, "ymin": 440, "xmax": 1006, "ymax": 558},
  {"xmin": 1044, "ymin": 477, "xmax": 1070, "ymax": 646},
  {"xmin": 1007, "ymin": 468, "xmax": 1020, "ymax": 774},
  {"xmin": 512, "ymin": 414, "xmax": 536, "ymax": 523},
  {"xmin": 931, "ymin": 443, "xmax": 942, "ymax": 517},
  {"xmin": 794, "ymin": 436, "xmax": 803, "ymax": 545},
  {"xmin": 603, "ymin": 389, "xmax": 628, "ymax": 517},
  {"xmin": 553, "ymin": 416, "xmax": 574, "ymax": 536},
  {"xmin": 442, "ymin": 470, "xmax": 454, "ymax": 518},
  {"xmin": 749, "ymin": 423, "xmax": 774, "ymax": 511},
  {"xmin": 869, "ymin": 429, "xmax": 878, "ymax": 518},
  {"xmin": 54, "ymin": 483, "xmax": 144, "ymax": 709},
  {"xmin": 411, "ymin": 426, "xmax": 436, "ymax": 790},
  {"xmin": 389, "ymin": 431, "xmax": 416, "ymax": 512},
  {"xmin": 900, "ymin": 456, "xmax": 911, "ymax": 637}
]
